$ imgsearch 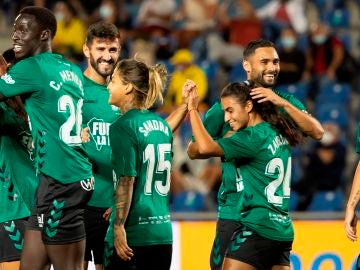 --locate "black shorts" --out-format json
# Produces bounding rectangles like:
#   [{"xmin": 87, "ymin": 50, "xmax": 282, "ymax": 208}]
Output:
[
  {"xmin": 225, "ymin": 225, "xmax": 292, "ymax": 269},
  {"xmin": 210, "ymin": 219, "xmax": 241, "ymax": 270},
  {"xmin": 84, "ymin": 206, "xmax": 109, "ymax": 264},
  {"xmin": 27, "ymin": 173, "xmax": 94, "ymax": 245},
  {"xmin": 105, "ymin": 244, "xmax": 172, "ymax": 270},
  {"xmin": 0, "ymin": 218, "xmax": 26, "ymax": 262}
]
